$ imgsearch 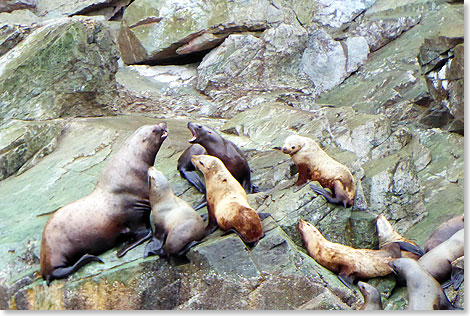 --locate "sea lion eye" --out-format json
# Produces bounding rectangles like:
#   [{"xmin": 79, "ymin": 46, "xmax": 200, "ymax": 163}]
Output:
[
  {"xmin": 199, "ymin": 161, "xmax": 205, "ymax": 167},
  {"xmin": 292, "ymin": 146, "xmax": 296, "ymax": 149}
]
